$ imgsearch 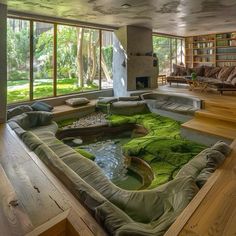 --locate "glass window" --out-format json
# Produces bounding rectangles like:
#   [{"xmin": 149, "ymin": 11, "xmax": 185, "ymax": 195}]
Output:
[
  {"xmin": 153, "ymin": 35, "xmax": 184, "ymax": 75},
  {"xmin": 101, "ymin": 31, "xmax": 113, "ymax": 89},
  {"xmin": 7, "ymin": 17, "xmax": 114, "ymax": 104},
  {"xmin": 7, "ymin": 18, "xmax": 30, "ymax": 104},
  {"xmin": 33, "ymin": 22, "xmax": 54, "ymax": 99},
  {"xmin": 153, "ymin": 36, "xmax": 171, "ymax": 75},
  {"xmin": 57, "ymin": 25, "xmax": 99, "ymax": 95}
]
